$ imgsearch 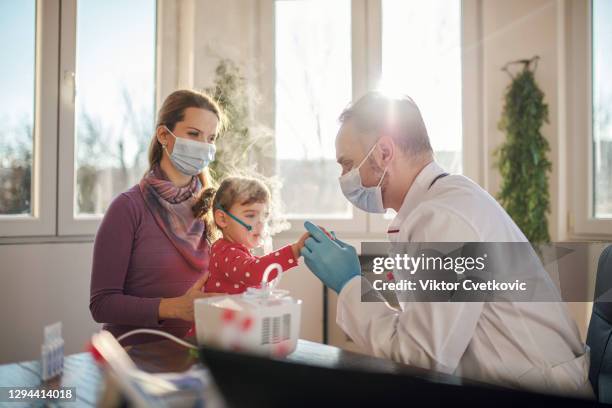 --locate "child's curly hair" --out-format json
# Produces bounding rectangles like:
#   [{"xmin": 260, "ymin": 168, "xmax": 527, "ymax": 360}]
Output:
[{"xmin": 192, "ymin": 176, "xmax": 271, "ymax": 242}]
